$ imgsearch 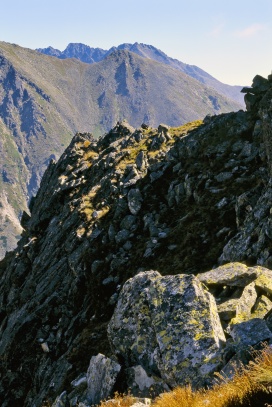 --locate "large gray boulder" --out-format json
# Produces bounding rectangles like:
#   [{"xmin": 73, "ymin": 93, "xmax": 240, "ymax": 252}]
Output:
[
  {"xmin": 108, "ymin": 271, "xmax": 160, "ymax": 374},
  {"xmin": 108, "ymin": 270, "xmax": 226, "ymax": 390}
]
